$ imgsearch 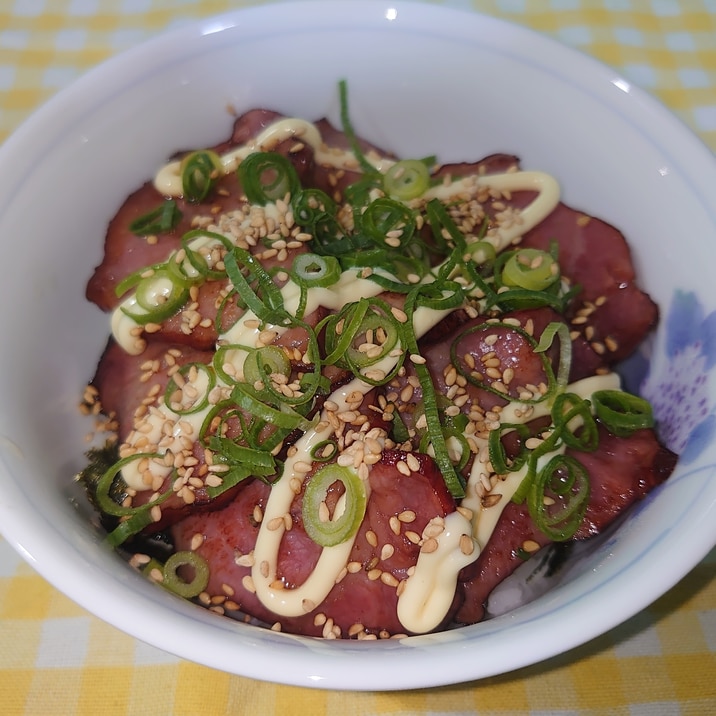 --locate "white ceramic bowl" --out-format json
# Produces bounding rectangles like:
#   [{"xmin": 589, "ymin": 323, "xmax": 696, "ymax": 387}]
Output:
[{"xmin": 0, "ymin": 0, "xmax": 715, "ymax": 690}]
